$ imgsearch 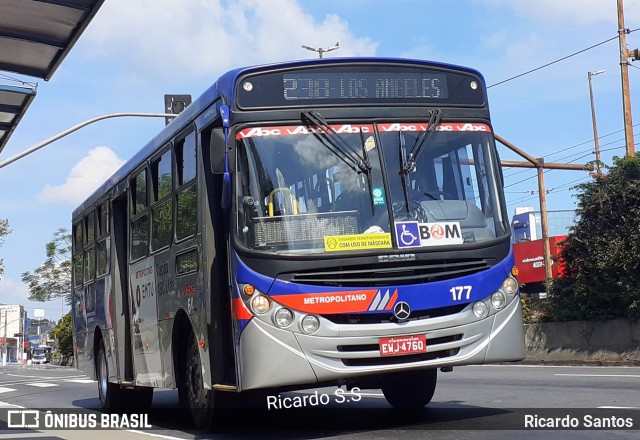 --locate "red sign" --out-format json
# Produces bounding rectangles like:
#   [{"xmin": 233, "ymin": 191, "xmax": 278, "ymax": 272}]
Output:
[
  {"xmin": 379, "ymin": 334, "xmax": 427, "ymax": 357},
  {"xmin": 513, "ymin": 236, "xmax": 567, "ymax": 284}
]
